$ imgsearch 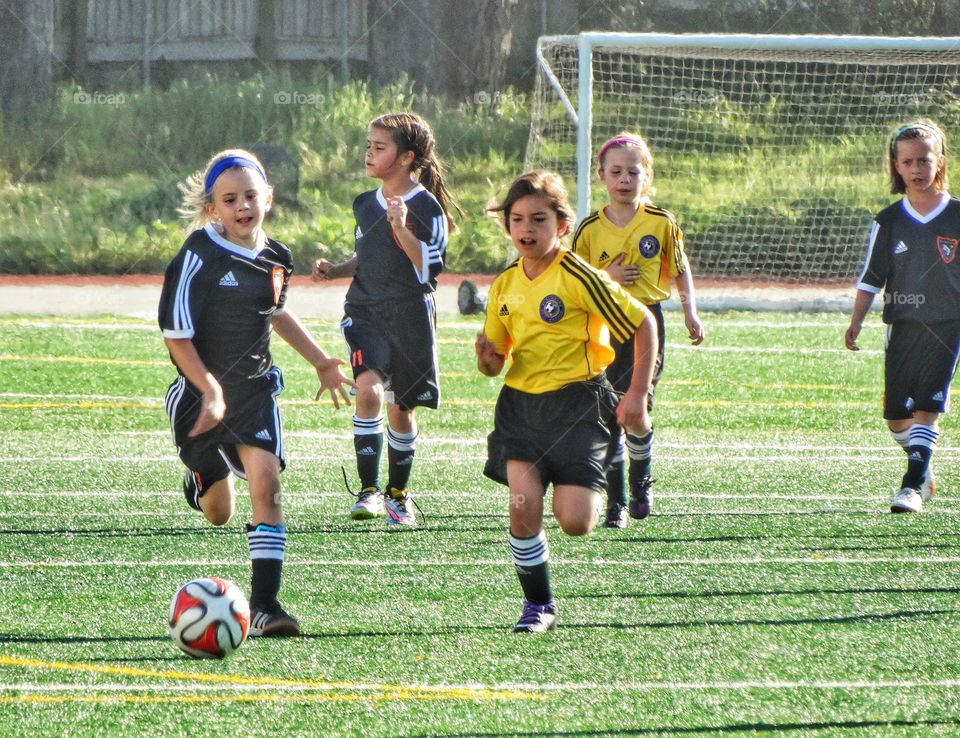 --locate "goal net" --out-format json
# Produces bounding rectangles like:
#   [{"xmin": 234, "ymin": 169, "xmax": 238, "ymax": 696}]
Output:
[{"xmin": 525, "ymin": 33, "xmax": 960, "ymax": 281}]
